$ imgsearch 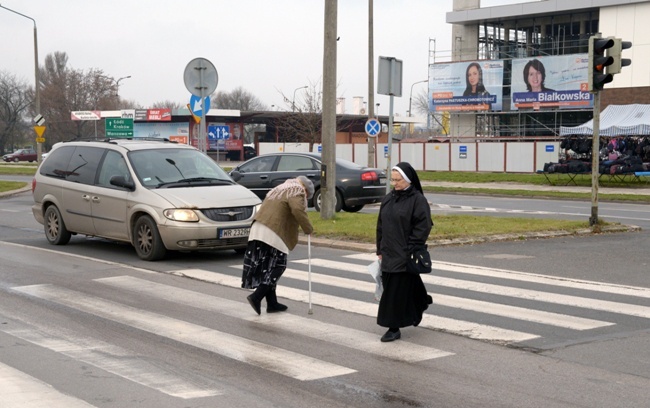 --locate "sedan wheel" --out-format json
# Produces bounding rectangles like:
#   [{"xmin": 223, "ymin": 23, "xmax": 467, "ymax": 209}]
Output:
[
  {"xmin": 13, "ymin": 157, "xmax": 19, "ymax": 162},
  {"xmin": 44, "ymin": 205, "xmax": 71, "ymax": 245},
  {"xmin": 133, "ymin": 215, "xmax": 167, "ymax": 261},
  {"xmin": 343, "ymin": 204, "xmax": 364, "ymax": 213},
  {"xmin": 313, "ymin": 189, "xmax": 343, "ymax": 212}
]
